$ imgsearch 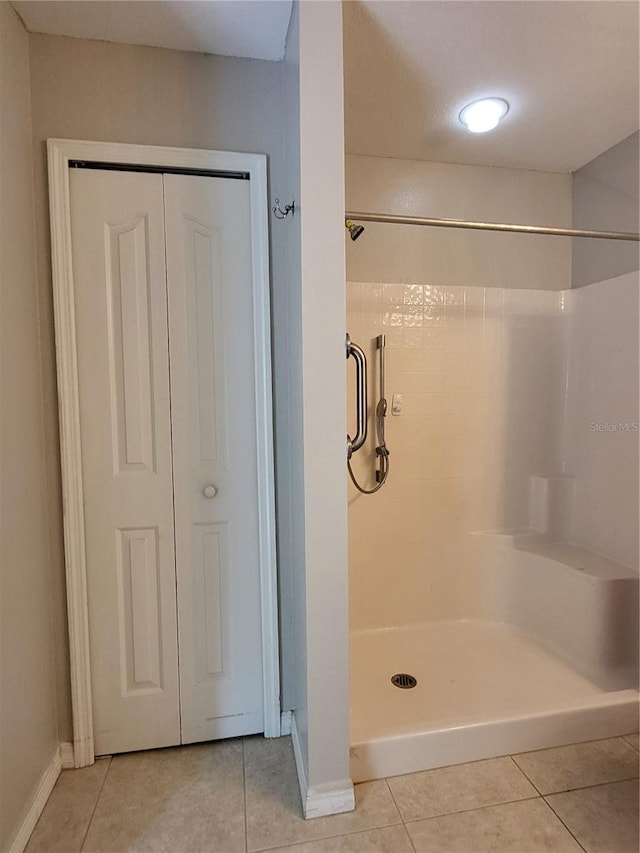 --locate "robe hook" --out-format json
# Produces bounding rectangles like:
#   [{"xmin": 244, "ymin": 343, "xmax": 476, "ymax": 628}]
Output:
[{"xmin": 272, "ymin": 198, "xmax": 295, "ymax": 219}]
